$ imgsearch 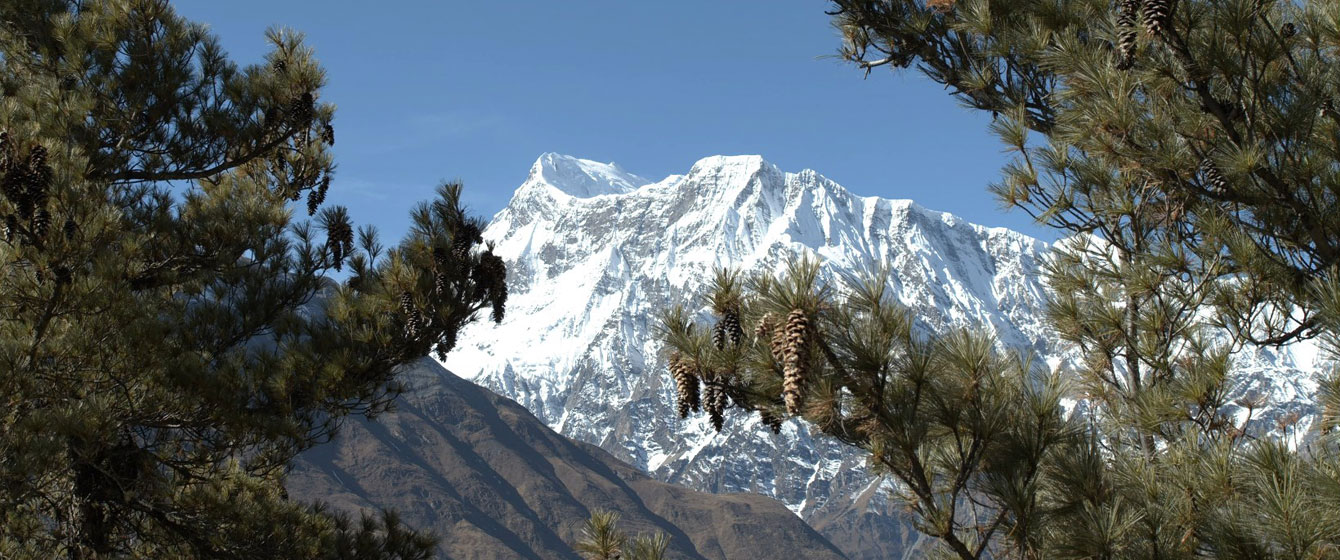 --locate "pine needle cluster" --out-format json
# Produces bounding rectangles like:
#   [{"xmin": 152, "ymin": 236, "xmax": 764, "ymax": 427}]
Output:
[{"xmin": 572, "ymin": 510, "xmax": 668, "ymax": 560}]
